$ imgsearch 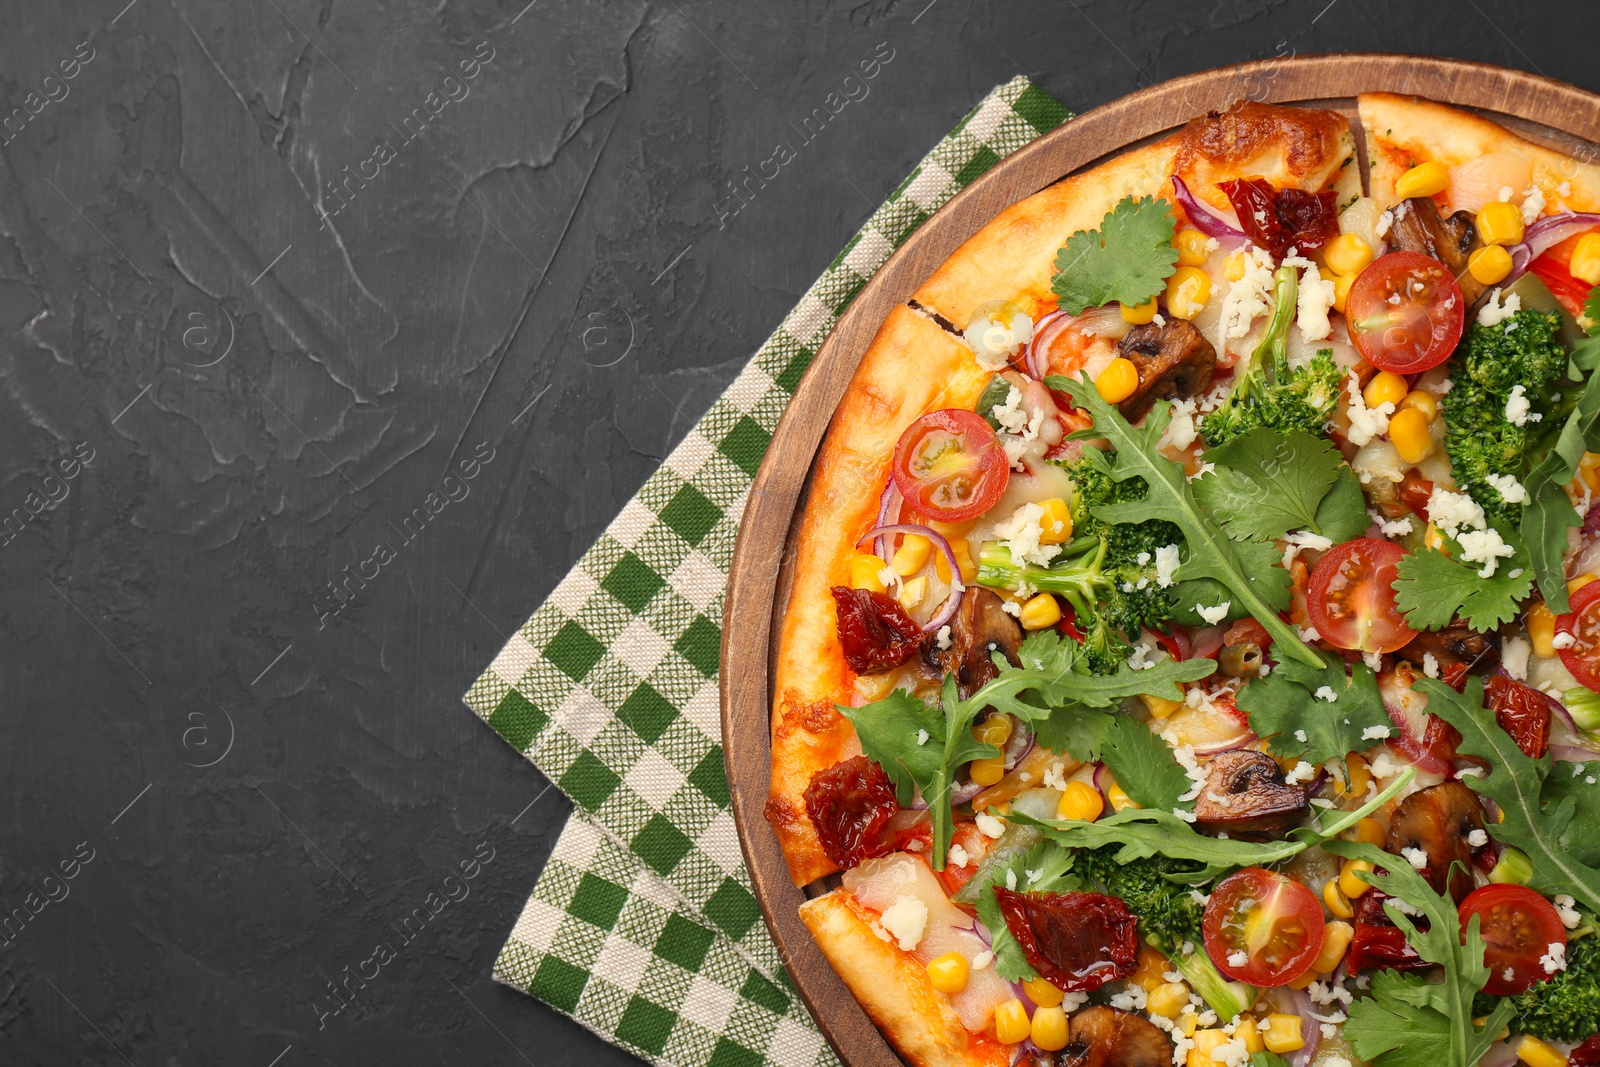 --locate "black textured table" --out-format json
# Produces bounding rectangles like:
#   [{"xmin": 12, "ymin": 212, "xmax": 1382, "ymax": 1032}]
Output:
[{"xmin": 0, "ymin": 2, "xmax": 1589, "ymax": 1064}]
